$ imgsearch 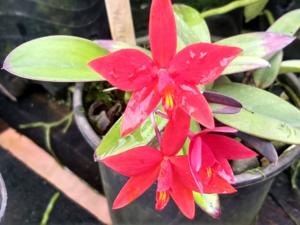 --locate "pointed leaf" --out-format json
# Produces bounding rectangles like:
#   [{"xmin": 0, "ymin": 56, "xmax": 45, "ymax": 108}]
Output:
[
  {"xmin": 204, "ymin": 91, "xmax": 242, "ymax": 114},
  {"xmin": 3, "ymin": 36, "xmax": 108, "ymax": 82},
  {"xmin": 217, "ymin": 32, "xmax": 294, "ymax": 58},
  {"xmin": 204, "ymin": 91, "xmax": 242, "ymax": 108},
  {"xmin": 268, "ymin": 9, "xmax": 300, "ymax": 35},
  {"xmin": 173, "ymin": 4, "xmax": 210, "ymax": 49},
  {"xmin": 279, "ymin": 60, "xmax": 300, "ymax": 74},
  {"xmin": 244, "ymin": 0, "xmax": 268, "ymax": 23},
  {"xmin": 193, "ymin": 192, "xmax": 220, "ymax": 219},
  {"xmin": 253, "ymin": 51, "xmax": 283, "ymax": 89},
  {"xmin": 96, "ymin": 115, "xmax": 167, "ymax": 158},
  {"xmin": 223, "ymin": 56, "xmax": 270, "ymax": 75},
  {"xmin": 212, "ymin": 82, "xmax": 300, "ymax": 144},
  {"xmin": 237, "ymin": 132, "xmax": 278, "ymax": 163}
]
